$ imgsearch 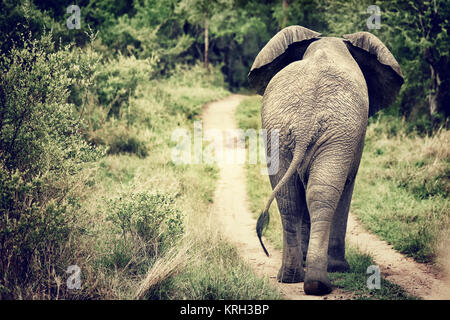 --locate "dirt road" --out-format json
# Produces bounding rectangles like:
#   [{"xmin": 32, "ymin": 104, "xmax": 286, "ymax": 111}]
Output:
[{"xmin": 202, "ymin": 94, "xmax": 449, "ymax": 300}]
